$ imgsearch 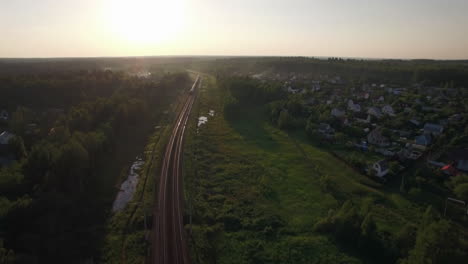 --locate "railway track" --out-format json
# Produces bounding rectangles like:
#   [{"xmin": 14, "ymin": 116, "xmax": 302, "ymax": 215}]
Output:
[{"xmin": 152, "ymin": 76, "xmax": 199, "ymax": 264}]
